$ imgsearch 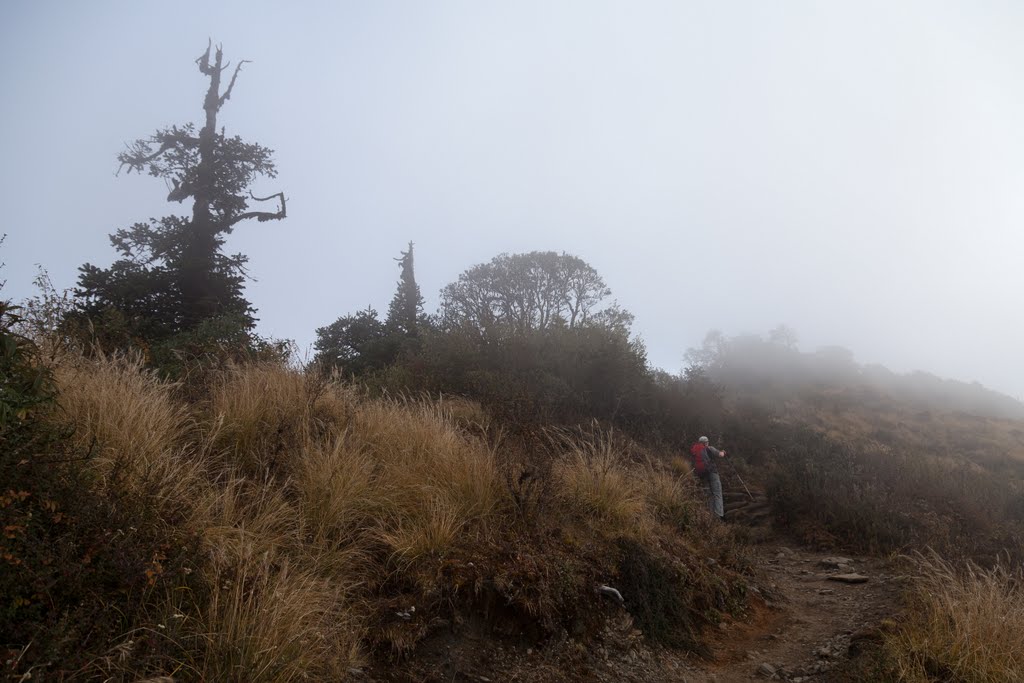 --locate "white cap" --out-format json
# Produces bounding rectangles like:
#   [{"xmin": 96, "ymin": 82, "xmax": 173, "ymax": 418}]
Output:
[{"xmin": 699, "ymin": 436, "xmax": 709, "ymax": 443}]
